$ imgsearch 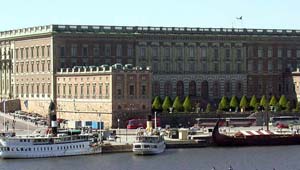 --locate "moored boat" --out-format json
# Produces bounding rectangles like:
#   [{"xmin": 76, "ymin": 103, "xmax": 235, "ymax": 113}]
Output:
[
  {"xmin": 0, "ymin": 132, "xmax": 102, "ymax": 159},
  {"xmin": 212, "ymin": 120, "xmax": 300, "ymax": 146},
  {"xmin": 132, "ymin": 115, "xmax": 165, "ymax": 155}
]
